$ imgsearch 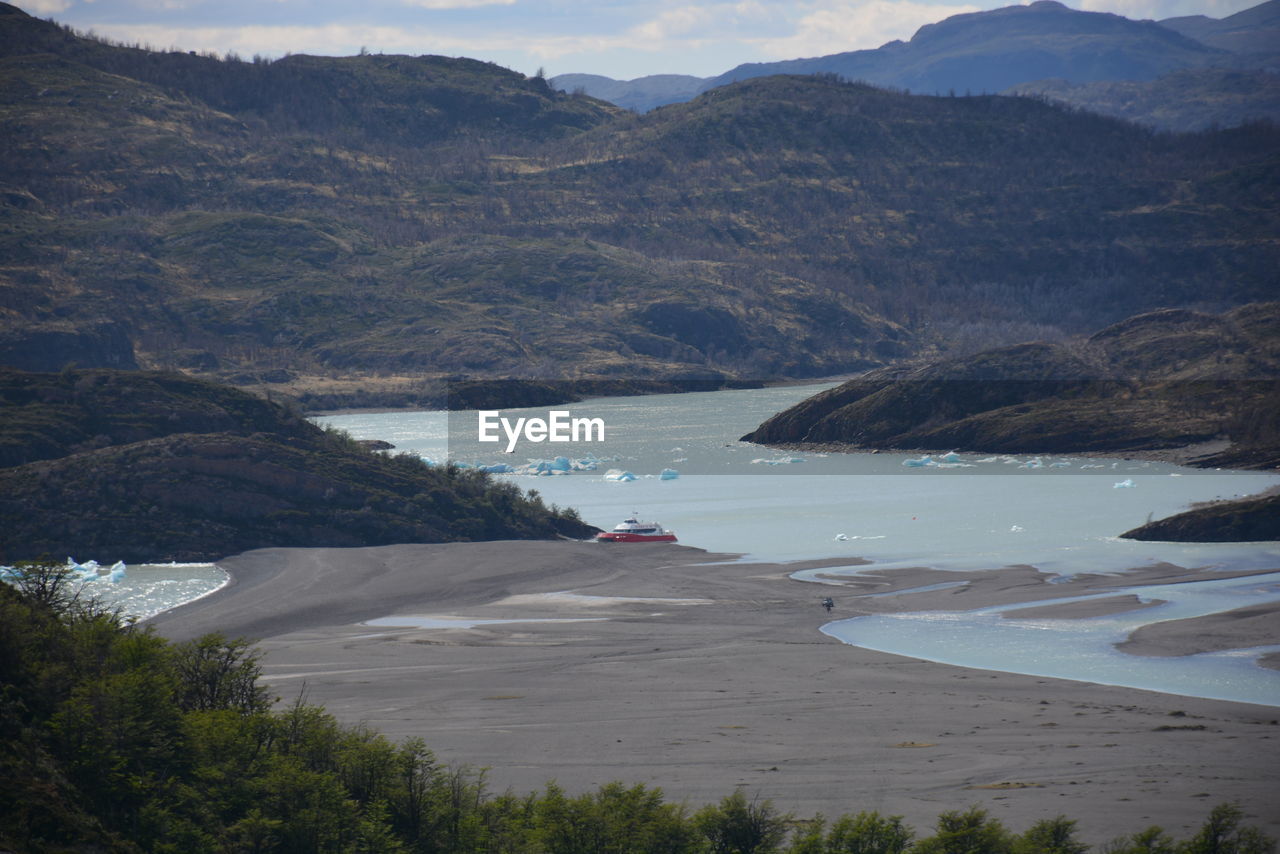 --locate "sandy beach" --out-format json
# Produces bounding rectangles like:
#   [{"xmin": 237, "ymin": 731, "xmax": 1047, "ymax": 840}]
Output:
[{"xmin": 150, "ymin": 541, "xmax": 1280, "ymax": 843}]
